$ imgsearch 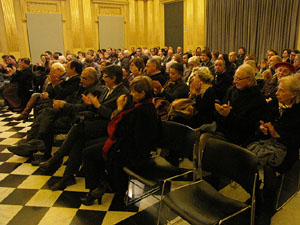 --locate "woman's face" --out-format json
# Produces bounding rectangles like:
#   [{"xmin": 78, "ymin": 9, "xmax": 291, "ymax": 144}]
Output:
[
  {"xmin": 276, "ymin": 82, "xmax": 296, "ymax": 105},
  {"xmin": 130, "ymin": 88, "xmax": 145, "ymax": 102},
  {"xmin": 169, "ymin": 68, "xmax": 182, "ymax": 82}
]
